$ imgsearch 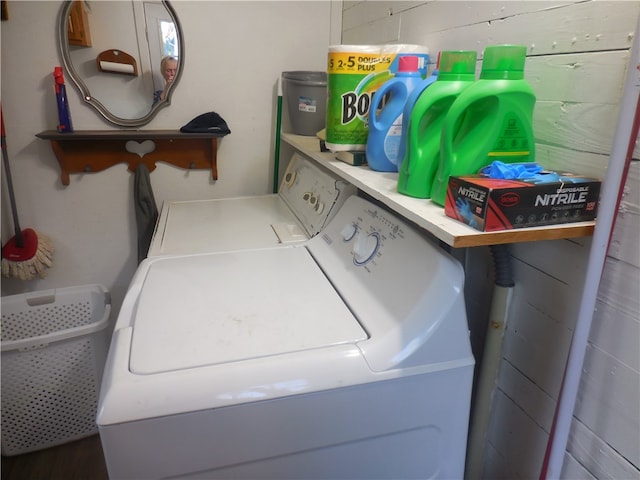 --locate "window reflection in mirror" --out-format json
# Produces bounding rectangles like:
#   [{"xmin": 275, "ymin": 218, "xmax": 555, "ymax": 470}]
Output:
[{"xmin": 59, "ymin": 0, "xmax": 183, "ymax": 127}]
